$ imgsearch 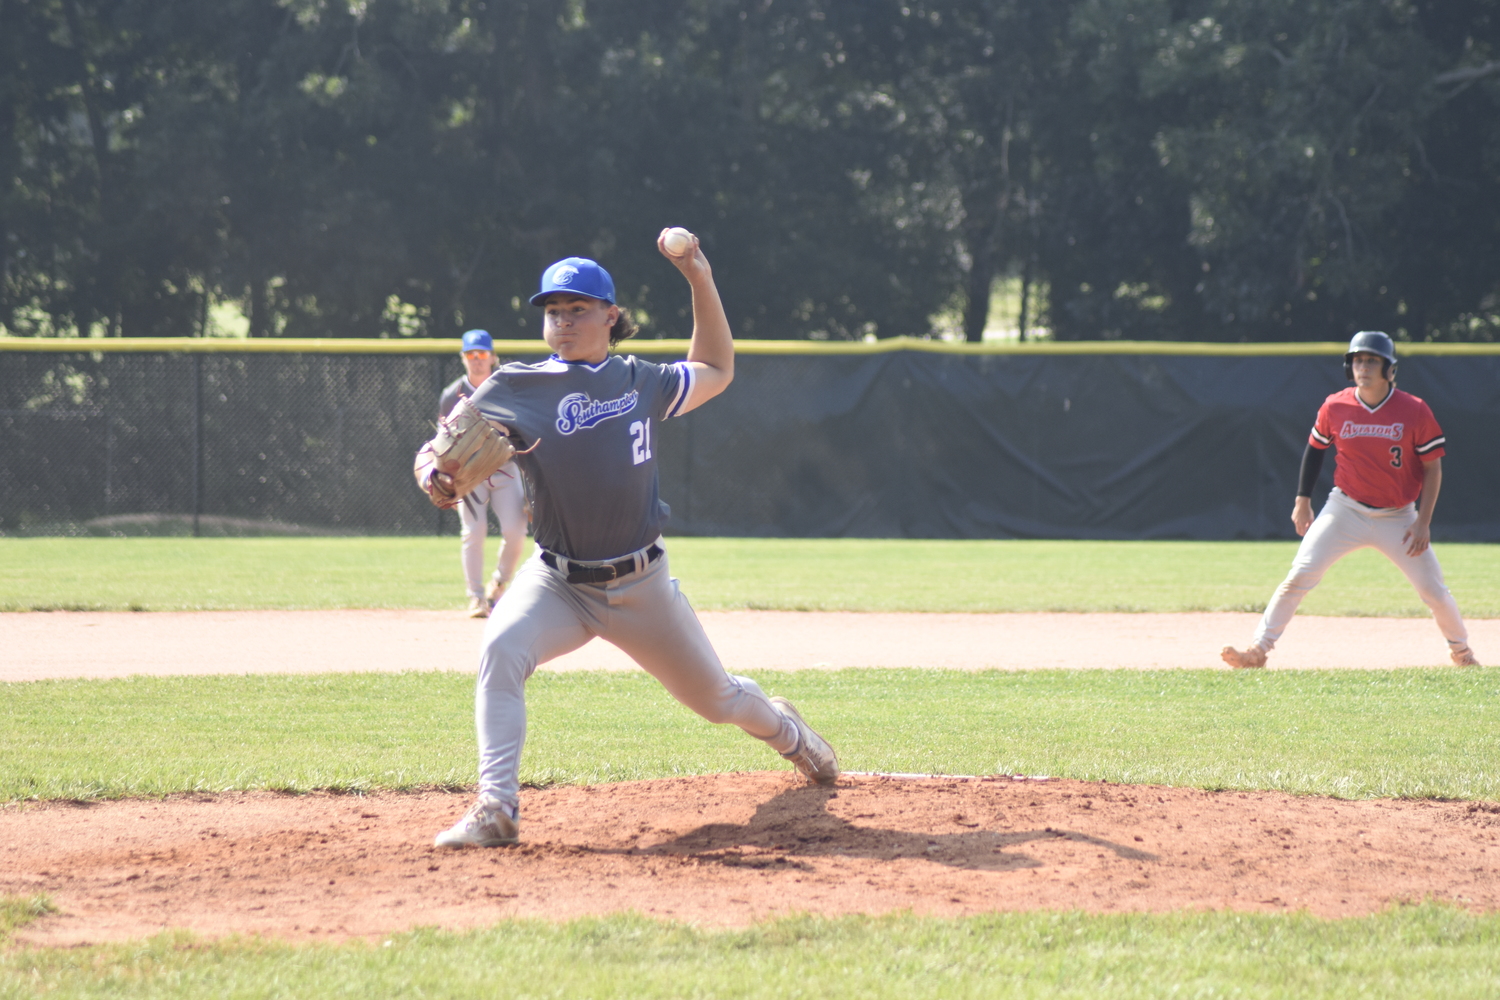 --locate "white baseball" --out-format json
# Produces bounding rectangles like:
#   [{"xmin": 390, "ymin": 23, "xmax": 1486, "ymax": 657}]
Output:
[{"xmin": 663, "ymin": 227, "xmax": 693, "ymax": 256}]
